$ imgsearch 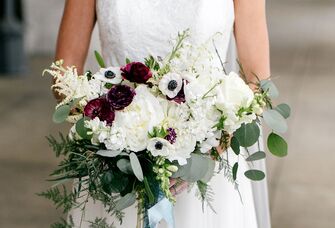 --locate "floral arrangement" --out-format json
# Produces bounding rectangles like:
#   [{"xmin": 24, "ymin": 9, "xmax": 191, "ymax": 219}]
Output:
[{"xmin": 41, "ymin": 30, "xmax": 290, "ymax": 228}]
